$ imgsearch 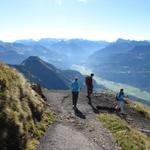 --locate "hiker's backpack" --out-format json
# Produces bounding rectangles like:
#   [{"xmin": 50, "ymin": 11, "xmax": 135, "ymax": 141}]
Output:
[{"xmin": 85, "ymin": 76, "xmax": 91, "ymax": 86}]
